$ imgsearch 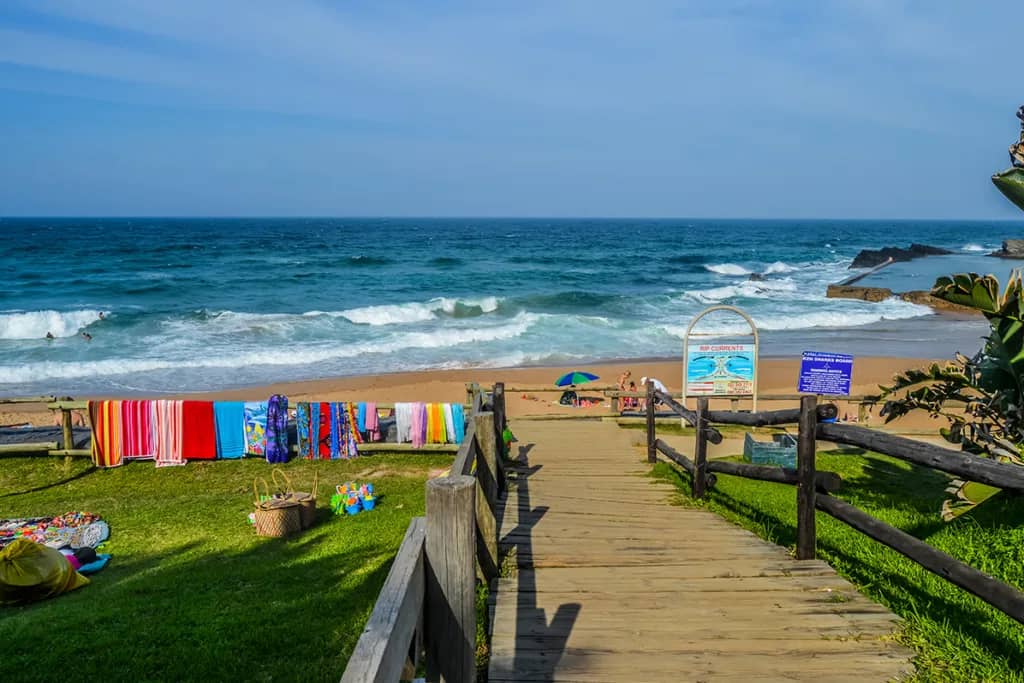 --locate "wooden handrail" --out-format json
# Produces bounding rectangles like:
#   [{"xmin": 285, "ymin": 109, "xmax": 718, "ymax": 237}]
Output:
[
  {"xmin": 341, "ymin": 518, "xmax": 426, "ymax": 683},
  {"xmin": 342, "ymin": 383, "xmax": 504, "ymax": 682},
  {"xmin": 646, "ymin": 392, "xmax": 1024, "ymax": 626},
  {"xmin": 818, "ymin": 422, "xmax": 1024, "ymax": 494},
  {"xmin": 653, "ymin": 390, "xmax": 724, "ymax": 444}
]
